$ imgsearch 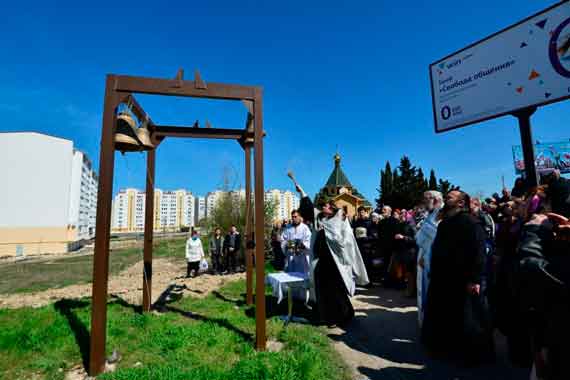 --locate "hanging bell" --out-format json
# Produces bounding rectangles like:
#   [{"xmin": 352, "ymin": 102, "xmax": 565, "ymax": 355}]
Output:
[
  {"xmin": 136, "ymin": 119, "xmax": 155, "ymax": 151},
  {"xmin": 115, "ymin": 112, "xmax": 142, "ymax": 152}
]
